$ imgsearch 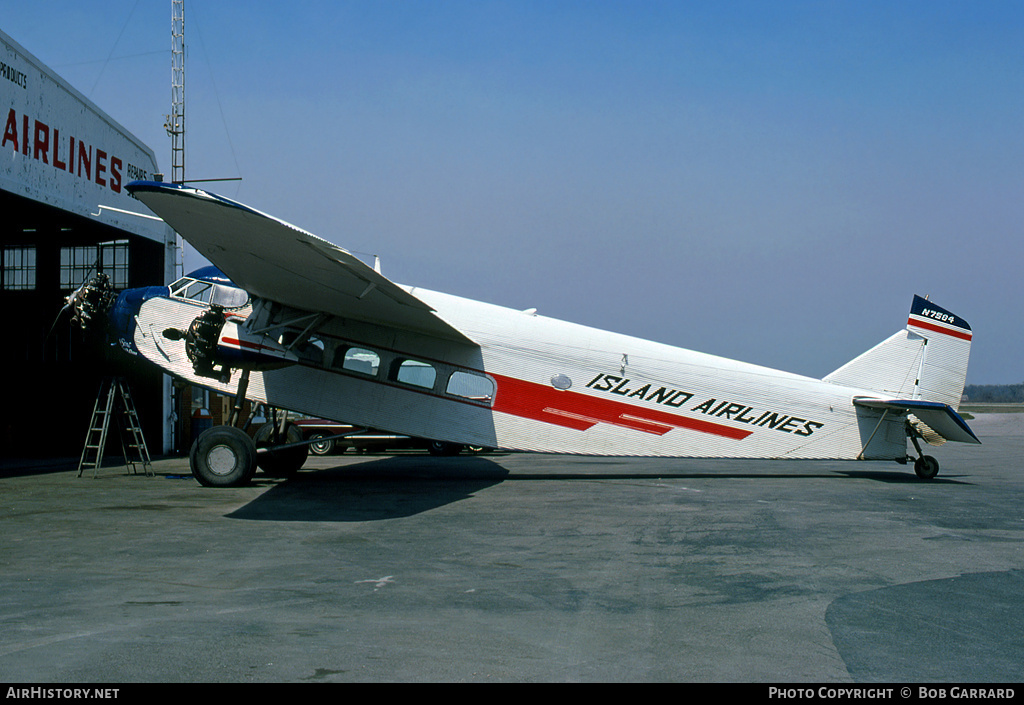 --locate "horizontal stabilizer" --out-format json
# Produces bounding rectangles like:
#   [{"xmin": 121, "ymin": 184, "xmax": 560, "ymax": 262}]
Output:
[{"xmin": 853, "ymin": 397, "xmax": 980, "ymax": 445}]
